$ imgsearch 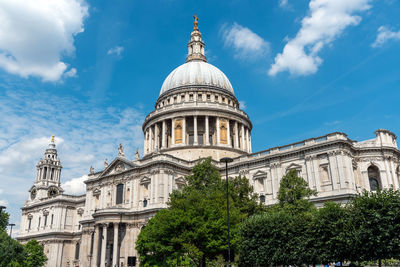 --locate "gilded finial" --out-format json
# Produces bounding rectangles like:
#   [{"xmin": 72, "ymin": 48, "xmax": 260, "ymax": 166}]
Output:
[
  {"xmin": 51, "ymin": 134, "xmax": 55, "ymax": 143},
  {"xmin": 193, "ymin": 14, "xmax": 199, "ymax": 31}
]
